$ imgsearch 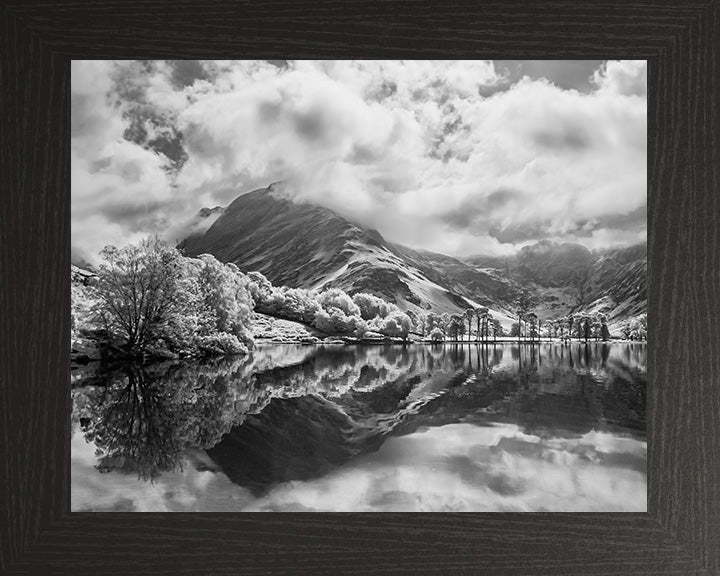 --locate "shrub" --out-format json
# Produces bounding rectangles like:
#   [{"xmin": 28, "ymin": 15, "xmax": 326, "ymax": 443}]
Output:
[
  {"xmin": 247, "ymin": 271, "xmax": 273, "ymax": 304},
  {"xmin": 368, "ymin": 310, "xmax": 412, "ymax": 338},
  {"xmin": 283, "ymin": 288, "xmax": 321, "ymax": 324},
  {"xmin": 314, "ymin": 307, "xmax": 366, "ymax": 335},
  {"xmin": 352, "ymin": 292, "xmax": 394, "ymax": 320},
  {"xmin": 316, "ymin": 288, "xmax": 361, "ymax": 318}
]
